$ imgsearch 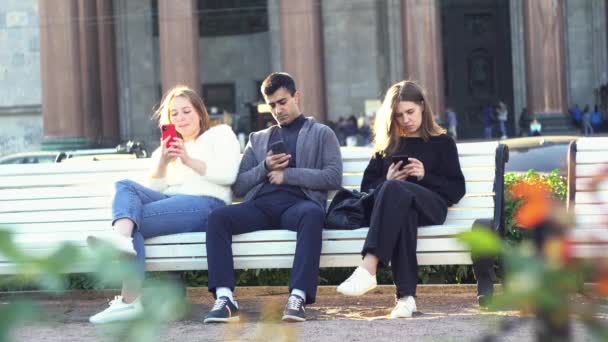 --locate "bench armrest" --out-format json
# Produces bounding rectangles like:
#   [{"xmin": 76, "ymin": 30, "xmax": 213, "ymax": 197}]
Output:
[{"xmin": 493, "ymin": 144, "xmax": 509, "ymax": 235}]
